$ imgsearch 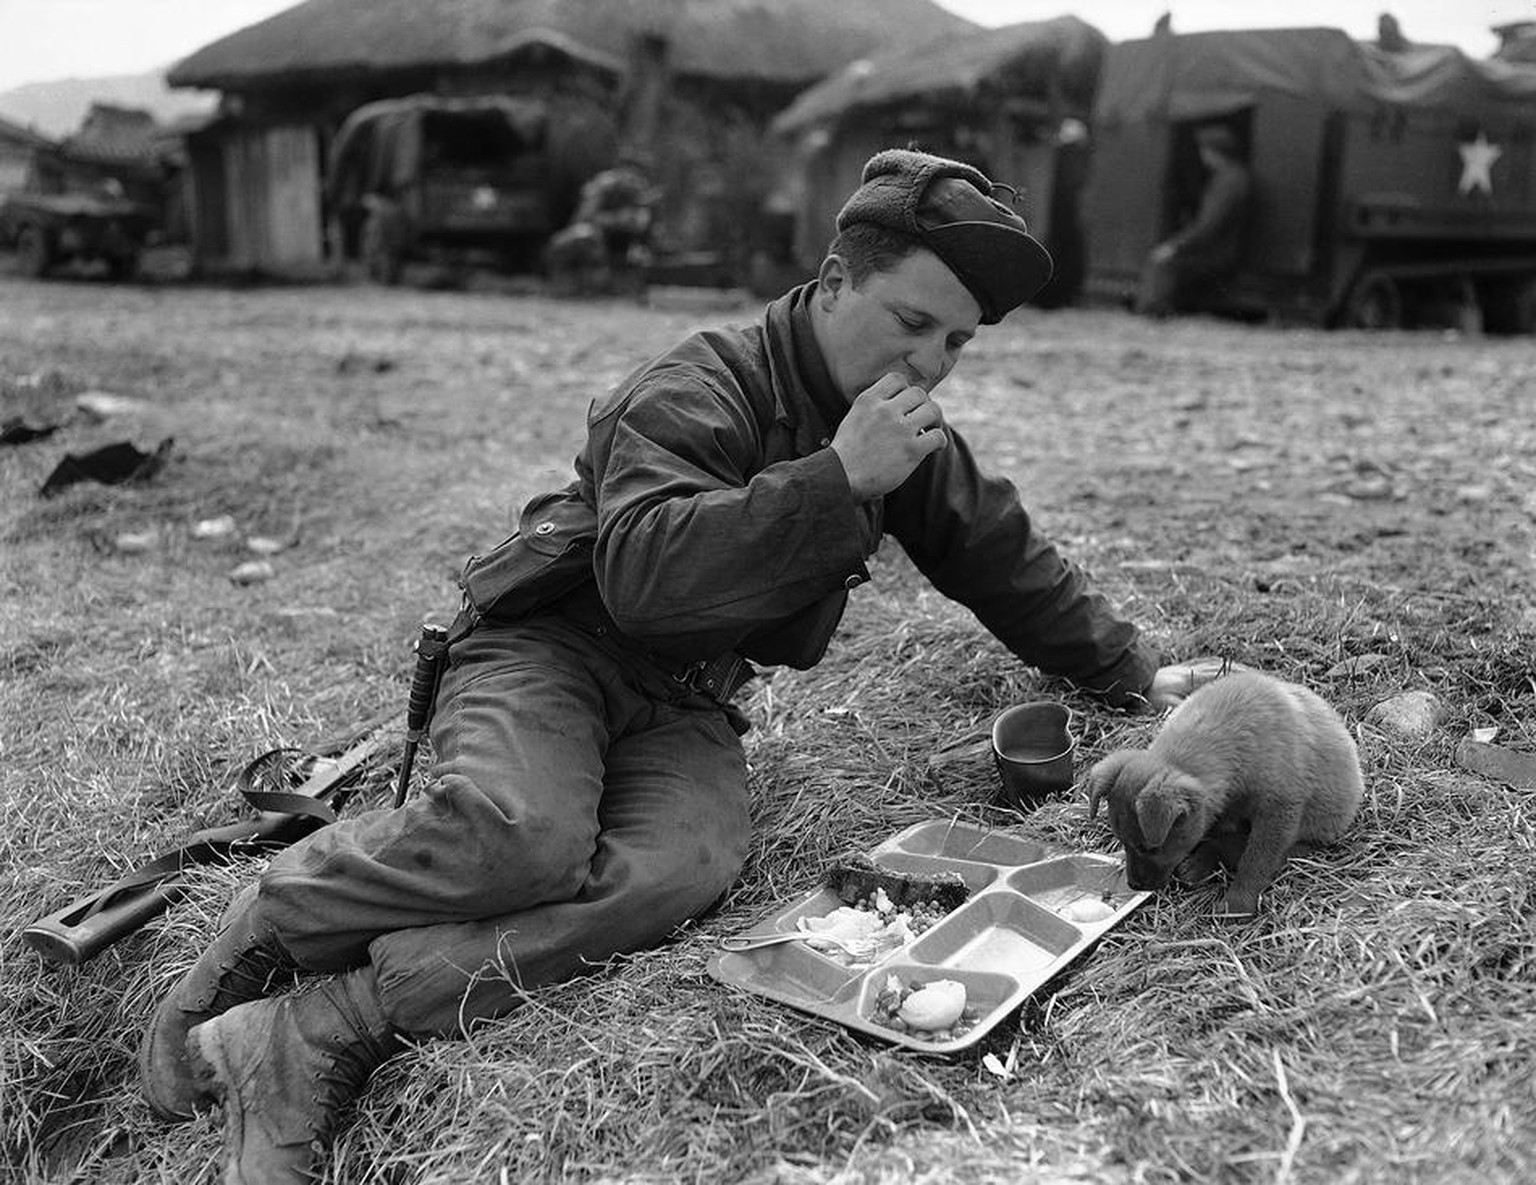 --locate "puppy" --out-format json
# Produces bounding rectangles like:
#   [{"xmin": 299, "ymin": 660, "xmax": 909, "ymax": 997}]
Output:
[{"xmin": 1086, "ymin": 671, "xmax": 1363, "ymax": 916}]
